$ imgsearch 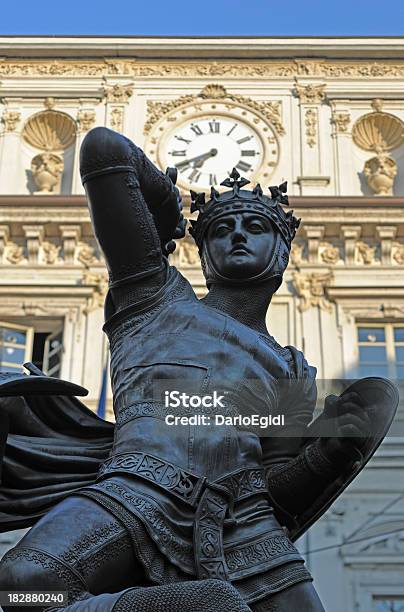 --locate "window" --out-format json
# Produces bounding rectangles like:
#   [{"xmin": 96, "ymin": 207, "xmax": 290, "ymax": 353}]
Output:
[
  {"xmin": 0, "ymin": 320, "xmax": 64, "ymax": 376},
  {"xmin": 357, "ymin": 324, "xmax": 404, "ymax": 379},
  {"xmin": 374, "ymin": 597, "xmax": 404, "ymax": 611},
  {"xmin": 0, "ymin": 322, "xmax": 34, "ymax": 373}
]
